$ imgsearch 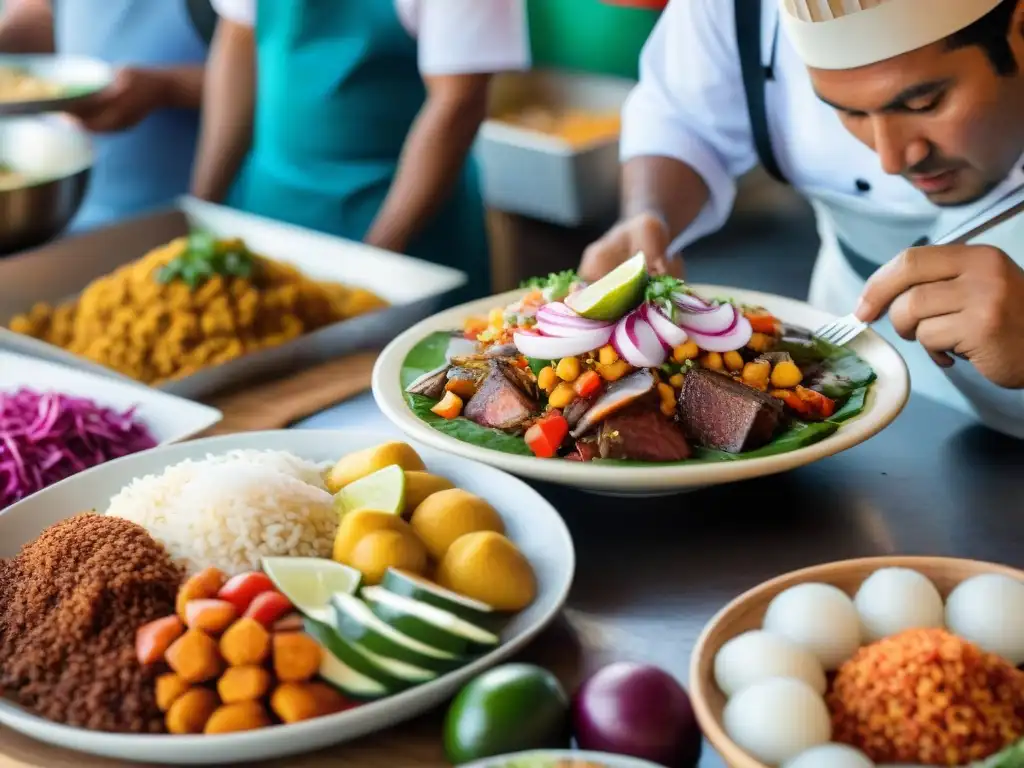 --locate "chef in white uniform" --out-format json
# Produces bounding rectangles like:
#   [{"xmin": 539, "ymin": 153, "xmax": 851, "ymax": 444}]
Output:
[{"xmin": 580, "ymin": 0, "xmax": 1024, "ymax": 437}]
